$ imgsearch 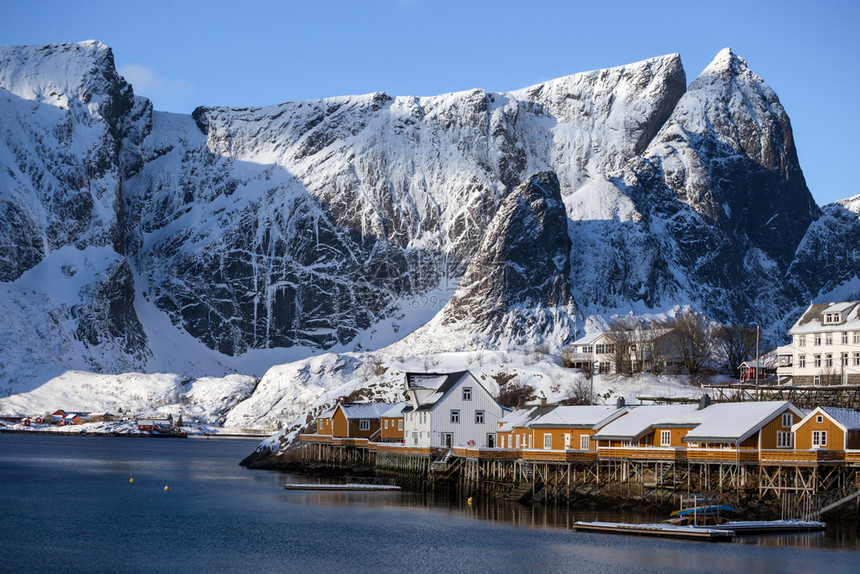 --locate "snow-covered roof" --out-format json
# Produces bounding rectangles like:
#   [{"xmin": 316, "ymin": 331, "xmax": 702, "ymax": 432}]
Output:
[
  {"xmin": 592, "ymin": 404, "xmax": 704, "ymax": 441},
  {"xmin": 380, "ymin": 402, "xmax": 408, "ymax": 418},
  {"xmin": 529, "ymin": 405, "xmax": 627, "ymax": 428},
  {"xmin": 790, "ymin": 301, "xmax": 860, "ymax": 333},
  {"xmin": 497, "ymin": 406, "xmax": 543, "ymax": 432},
  {"xmin": 820, "ymin": 407, "xmax": 860, "ymax": 430},
  {"xmin": 570, "ymin": 333, "xmax": 603, "ymax": 346},
  {"xmin": 796, "ymin": 406, "xmax": 860, "ymax": 432},
  {"xmin": 825, "ymin": 302, "xmax": 855, "ymax": 313},
  {"xmin": 339, "ymin": 402, "xmax": 393, "ymax": 420},
  {"xmin": 683, "ymin": 402, "xmax": 800, "ymax": 443}
]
